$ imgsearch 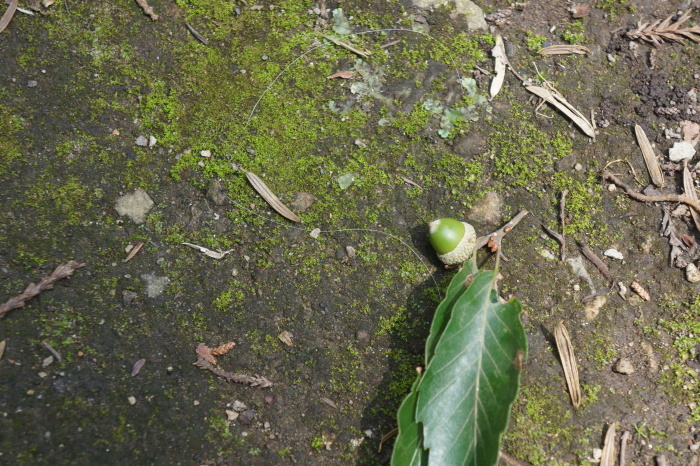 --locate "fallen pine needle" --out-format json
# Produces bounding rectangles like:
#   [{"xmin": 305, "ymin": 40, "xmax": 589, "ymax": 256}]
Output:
[
  {"xmin": 553, "ymin": 321, "xmax": 581, "ymax": 408},
  {"xmin": 186, "ymin": 23, "xmax": 209, "ymax": 45},
  {"xmin": 321, "ymin": 34, "xmax": 371, "ymax": 58},
  {"xmin": 0, "ymin": 261, "xmax": 86, "ymax": 319}
]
